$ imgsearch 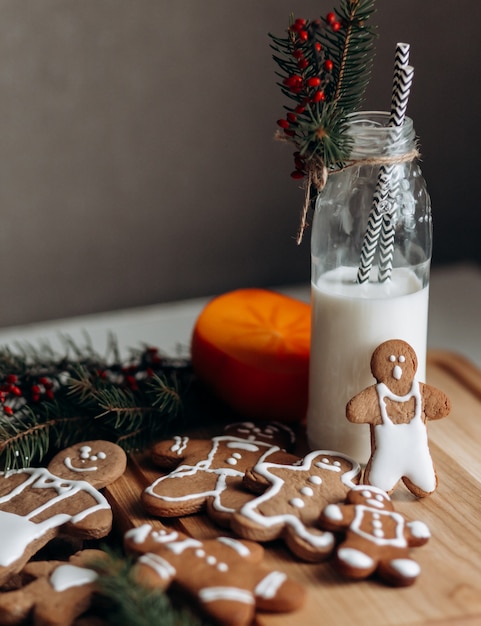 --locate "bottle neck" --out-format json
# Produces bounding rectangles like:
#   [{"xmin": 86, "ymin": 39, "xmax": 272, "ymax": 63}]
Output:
[{"xmin": 346, "ymin": 111, "xmax": 416, "ymax": 159}]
